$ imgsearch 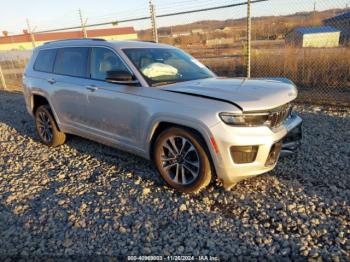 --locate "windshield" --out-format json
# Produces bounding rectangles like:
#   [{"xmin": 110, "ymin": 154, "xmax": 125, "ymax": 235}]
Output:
[{"xmin": 123, "ymin": 48, "xmax": 215, "ymax": 86}]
